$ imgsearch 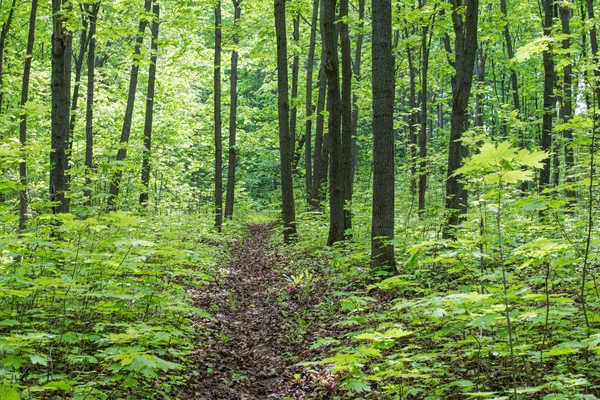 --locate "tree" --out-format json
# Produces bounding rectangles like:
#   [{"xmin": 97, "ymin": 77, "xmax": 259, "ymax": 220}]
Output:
[
  {"xmin": 50, "ymin": 0, "xmax": 73, "ymax": 215},
  {"xmin": 340, "ymin": 0, "xmax": 353, "ymax": 234},
  {"xmin": 274, "ymin": 0, "xmax": 296, "ymax": 243},
  {"xmin": 225, "ymin": 0, "xmax": 242, "ymax": 219},
  {"xmin": 290, "ymin": 12, "xmax": 300, "ymax": 159},
  {"xmin": 214, "ymin": 0, "xmax": 223, "ymax": 230},
  {"xmin": 84, "ymin": 3, "xmax": 100, "ymax": 205},
  {"xmin": 539, "ymin": 0, "xmax": 555, "ymax": 191},
  {"xmin": 351, "ymin": 0, "xmax": 365, "ymax": 179},
  {"xmin": 140, "ymin": 1, "xmax": 160, "ymax": 207},
  {"xmin": 442, "ymin": 0, "xmax": 478, "ymax": 236},
  {"xmin": 0, "ymin": 0, "xmax": 16, "ymax": 111},
  {"xmin": 560, "ymin": 3, "xmax": 575, "ymax": 201},
  {"xmin": 107, "ymin": 0, "xmax": 153, "ymax": 210},
  {"xmin": 371, "ymin": 0, "xmax": 396, "ymax": 270},
  {"xmin": 18, "ymin": 0, "xmax": 38, "ymax": 232}
]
